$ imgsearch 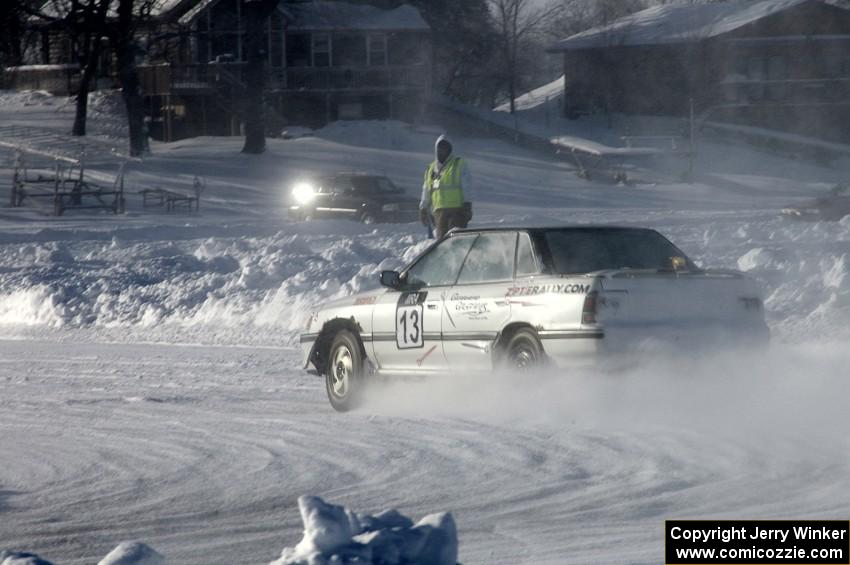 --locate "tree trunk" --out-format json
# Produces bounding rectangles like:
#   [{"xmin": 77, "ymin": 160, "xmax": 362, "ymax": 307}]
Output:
[
  {"xmin": 116, "ymin": 0, "xmax": 149, "ymax": 156},
  {"xmin": 118, "ymin": 63, "xmax": 148, "ymax": 156},
  {"xmin": 240, "ymin": 0, "xmax": 269, "ymax": 154},
  {"xmin": 508, "ymin": 73, "xmax": 516, "ymax": 114},
  {"xmin": 72, "ymin": 41, "xmax": 100, "ymax": 137}
]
